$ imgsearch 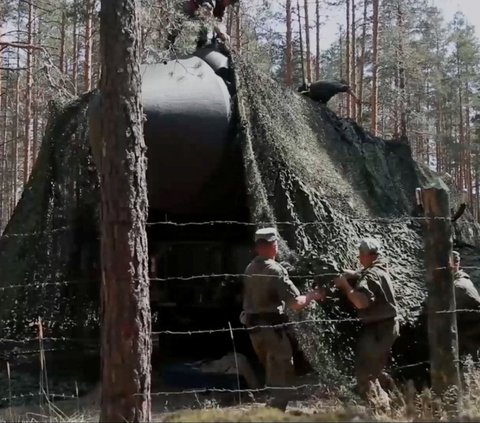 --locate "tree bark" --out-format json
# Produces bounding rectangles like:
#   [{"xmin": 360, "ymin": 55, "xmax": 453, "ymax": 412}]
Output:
[
  {"xmin": 59, "ymin": 6, "xmax": 66, "ymax": 74},
  {"xmin": 357, "ymin": 0, "xmax": 367, "ymax": 123},
  {"xmin": 72, "ymin": 0, "xmax": 78, "ymax": 95},
  {"xmin": 235, "ymin": 3, "xmax": 241, "ymax": 53},
  {"xmin": 98, "ymin": 0, "xmax": 151, "ymax": 421},
  {"xmin": 285, "ymin": 0, "xmax": 293, "ymax": 85},
  {"xmin": 315, "ymin": 0, "xmax": 320, "ymax": 79},
  {"xmin": 421, "ymin": 183, "xmax": 461, "ymax": 411},
  {"xmin": 345, "ymin": 0, "xmax": 351, "ymax": 118},
  {"xmin": 397, "ymin": 0, "xmax": 406, "ymax": 140},
  {"xmin": 23, "ymin": 0, "xmax": 34, "ymax": 185},
  {"xmin": 350, "ymin": 0, "xmax": 356, "ymax": 119},
  {"xmin": 84, "ymin": 0, "xmax": 93, "ymax": 91},
  {"xmin": 370, "ymin": 0, "xmax": 379, "ymax": 135},
  {"xmin": 303, "ymin": 0, "xmax": 311, "ymax": 82}
]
